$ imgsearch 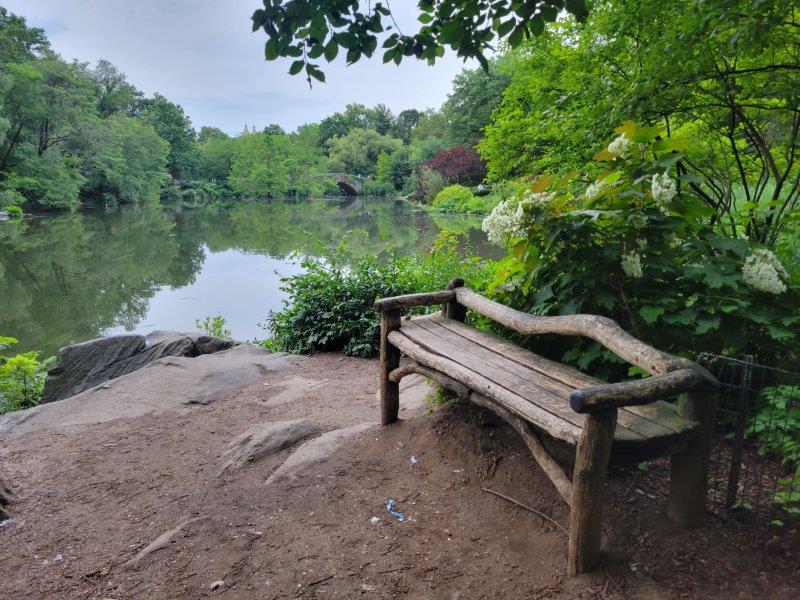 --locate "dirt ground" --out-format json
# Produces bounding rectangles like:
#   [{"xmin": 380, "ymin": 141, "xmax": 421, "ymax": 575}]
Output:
[{"xmin": 1, "ymin": 352, "xmax": 798, "ymax": 599}]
